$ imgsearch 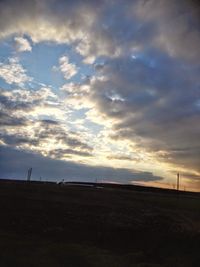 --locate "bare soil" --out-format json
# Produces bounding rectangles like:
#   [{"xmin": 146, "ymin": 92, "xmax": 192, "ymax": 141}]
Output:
[{"xmin": 0, "ymin": 179, "xmax": 199, "ymax": 267}]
